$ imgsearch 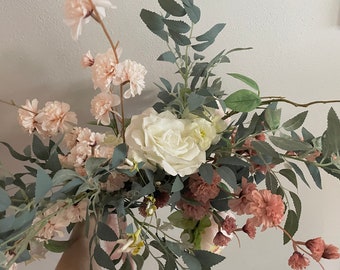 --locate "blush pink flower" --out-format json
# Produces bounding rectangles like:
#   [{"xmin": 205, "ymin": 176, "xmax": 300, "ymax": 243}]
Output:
[
  {"xmin": 64, "ymin": 0, "xmax": 115, "ymax": 40},
  {"xmin": 114, "ymin": 60, "xmax": 147, "ymax": 99},
  {"xmin": 222, "ymin": 216, "xmax": 237, "ymax": 235},
  {"xmin": 305, "ymin": 237, "xmax": 325, "ymax": 262},
  {"xmin": 242, "ymin": 218, "xmax": 257, "ymax": 239},
  {"xmin": 288, "ymin": 251, "xmax": 310, "ymax": 270},
  {"xmin": 35, "ymin": 101, "xmax": 77, "ymax": 137},
  {"xmin": 188, "ymin": 172, "xmax": 221, "ymax": 203},
  {"xmin": 92, "ymin": 48, "xmax": 121, "ymax": 91},
  {"xmin": 18, "ymin": 99, "xmax": 39, "ymax": 134},
  {"xmin": 90, "ymin": 92, "xmax": 120, "ymax": 125},
  {"xmin": 81, "ymin": 50, "xmax": 94, "ymax": 67},
  {"xmin": 323, "ymin": 244, "xmax": 340, "ymax": 259}
]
